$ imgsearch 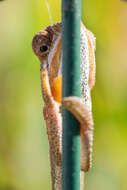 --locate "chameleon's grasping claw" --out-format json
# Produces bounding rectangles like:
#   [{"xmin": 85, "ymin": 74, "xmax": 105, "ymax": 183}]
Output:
[{"xmin": 62, "ymin": 97, "xmax": 93, "ymax": 128}]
